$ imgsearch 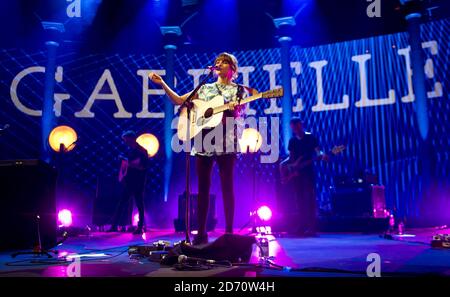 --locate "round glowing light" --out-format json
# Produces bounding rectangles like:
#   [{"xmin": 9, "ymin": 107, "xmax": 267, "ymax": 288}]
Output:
[
  {"xmin": 58, "ymin": 209, "xmax": 73, "ymax": 227},
  {"xmin": 238, "ymin": 128, "xmax": 263, "ymax": 153},
  {"xmin": 257, "ymin": 206, "xmax": 272, "ymax": 221},
  {"xmin": 132, "ymin": 213, "xmax": 140, "ymax": 227},
  {"xmin": 49, "ymin": 125, "xmax": 77, "ymax": 152},
  {"xmin": 136, "ymin": 133, "xmax": 159, "ymax": 157}
]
